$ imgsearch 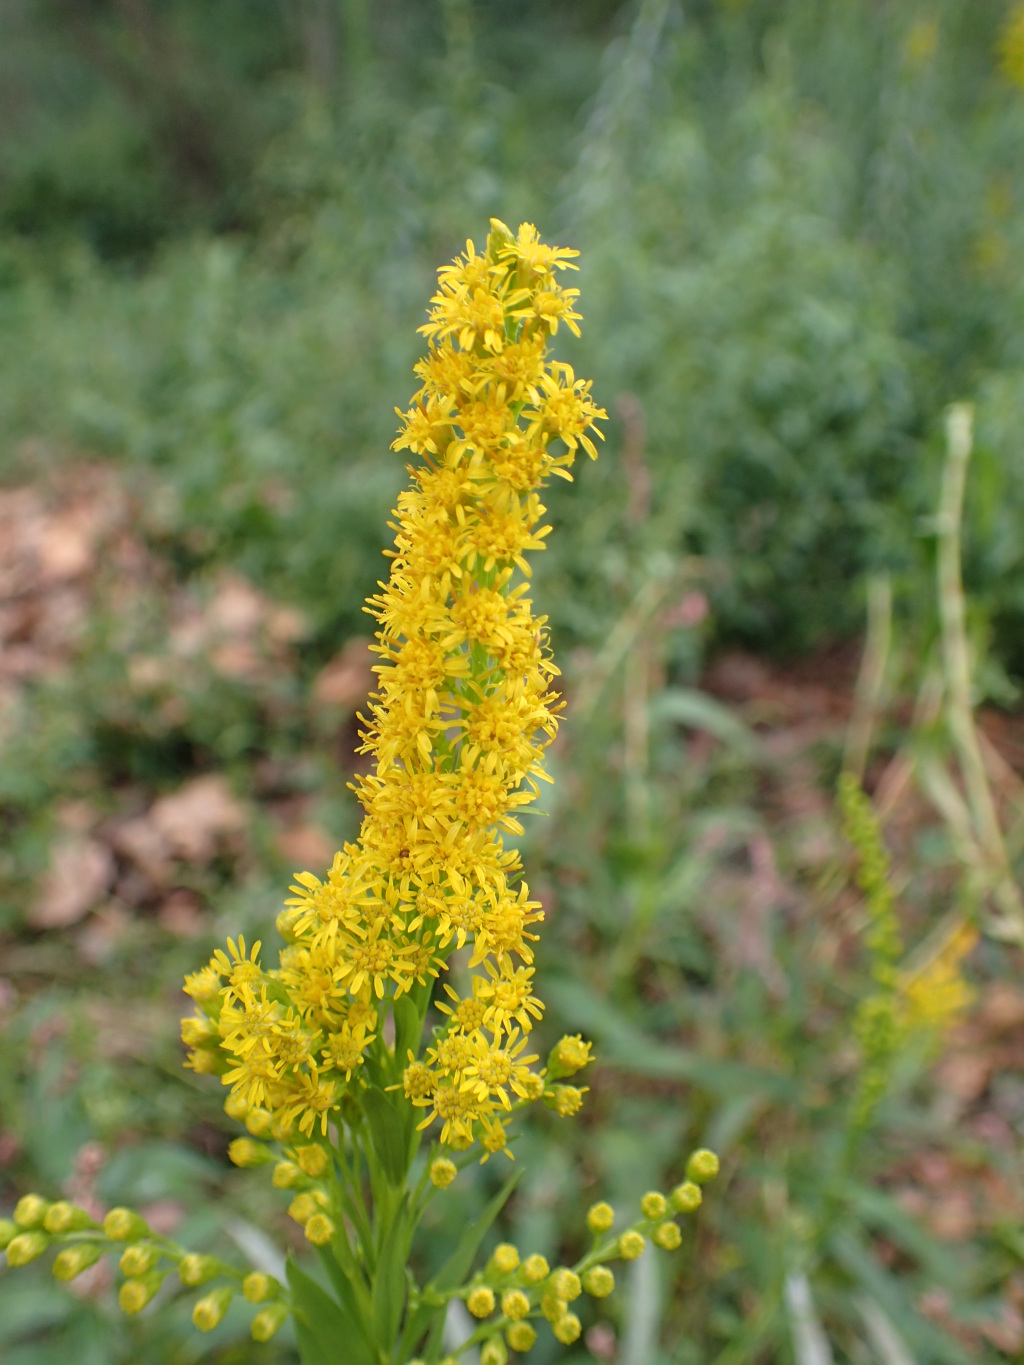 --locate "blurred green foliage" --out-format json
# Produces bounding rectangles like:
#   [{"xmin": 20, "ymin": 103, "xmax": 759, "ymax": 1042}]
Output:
[{"xmin": 3, "ymin": 1, "xmax": 1024, "ymax": 1362}]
